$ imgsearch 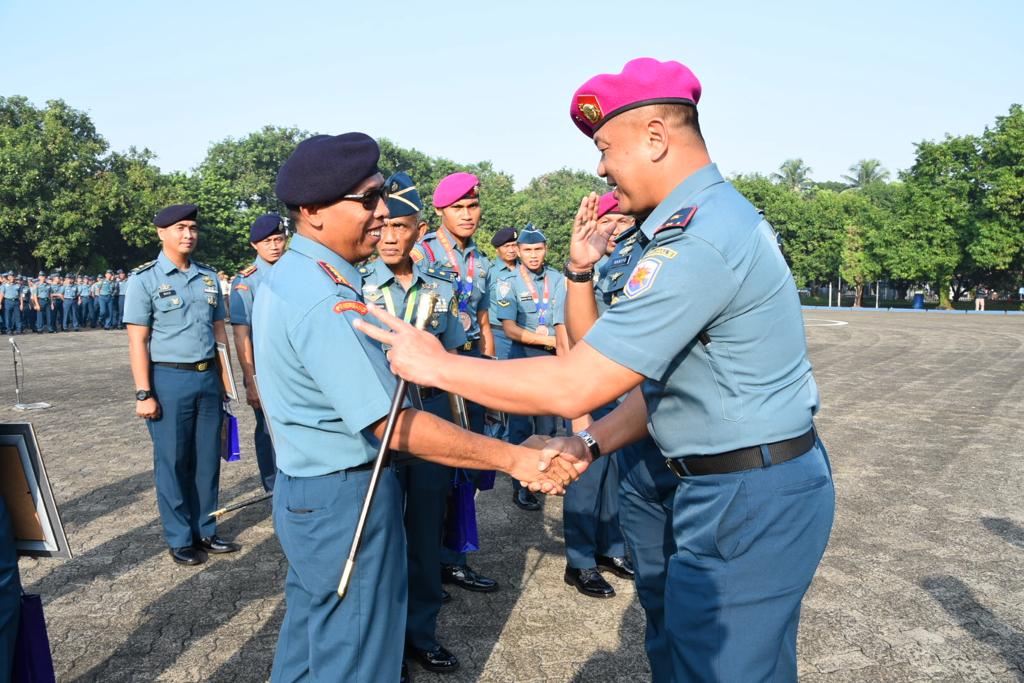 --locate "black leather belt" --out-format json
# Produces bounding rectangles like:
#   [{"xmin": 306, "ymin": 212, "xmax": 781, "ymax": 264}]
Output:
[
  {"xmin": 153, "ymin": 358, "xmax": 217, "ymax": 372},
  {"xmin": 666, "ymin": 429, "xmax": 816, "ymax": 478},
  {"xmin": 348, "ymin": 457, "xmax": 388, "ymax": 473},
  {"xmin": 418, "ymin": 386, "xmax": 444, "ymax": 401}
]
